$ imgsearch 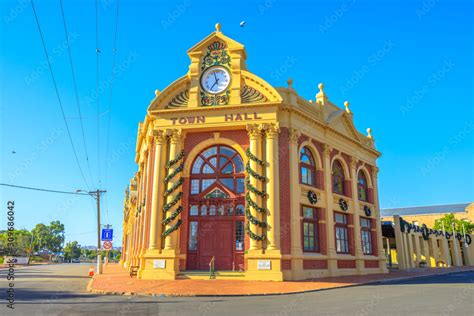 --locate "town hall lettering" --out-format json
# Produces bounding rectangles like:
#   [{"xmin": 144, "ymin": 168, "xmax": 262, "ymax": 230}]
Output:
[{"xmin": 170, "ymin": 112, "xmax": 262, "ymax": 125}]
